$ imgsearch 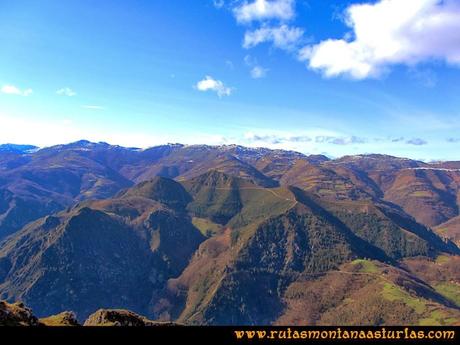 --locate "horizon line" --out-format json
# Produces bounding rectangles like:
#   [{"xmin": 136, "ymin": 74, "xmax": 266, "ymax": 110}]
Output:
[{"xmin": 0, "ymin": 139, "xmax": 456, "ymax": 163}]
